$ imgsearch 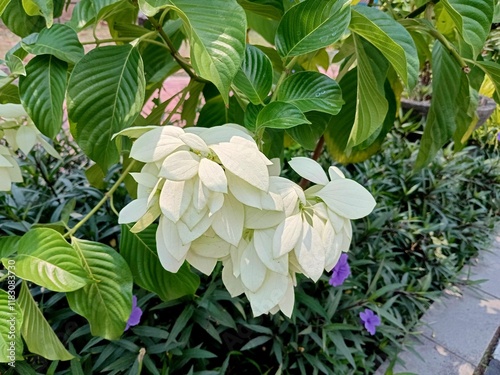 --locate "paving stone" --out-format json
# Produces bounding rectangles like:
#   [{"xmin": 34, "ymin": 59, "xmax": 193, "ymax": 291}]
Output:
[
  {"xmin": 494, "ymin": 337, "xmax": 500, "ymax": 361},
  {"xmin": 374, "ymin": 335, "xmax": 474, "ymax": 375},
  {"xmin": 417, "ymin": 288, "xmax": 500, "ymax": 366},
  {"xmin": 485, "ymin": 359, "xmax": 500, "ymax": 375},
  {"xmin": 463, "ymin": 237, "xmax": 500, "ymax": 299}
]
